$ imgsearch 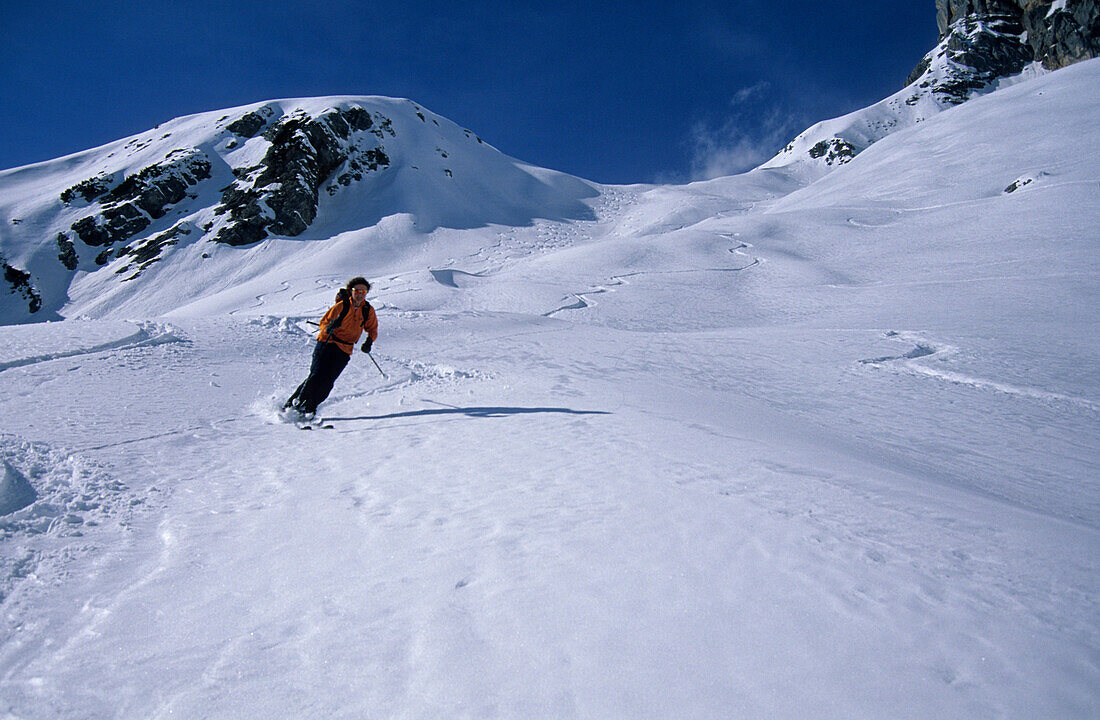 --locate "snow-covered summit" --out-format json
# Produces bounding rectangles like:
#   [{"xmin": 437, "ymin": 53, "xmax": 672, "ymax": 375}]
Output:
[{"xmin": 0, "ymin": 96, "xmax": 596, "ymax": 323}]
